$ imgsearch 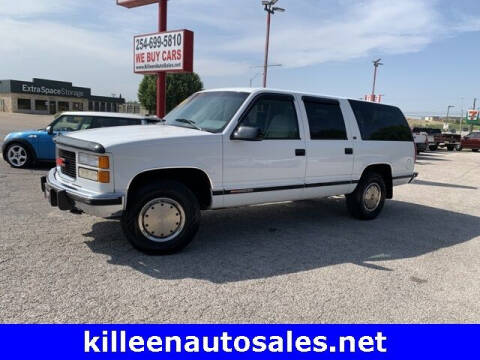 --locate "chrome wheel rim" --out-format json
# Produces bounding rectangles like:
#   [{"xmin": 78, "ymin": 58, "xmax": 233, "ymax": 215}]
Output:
[
  {"xmin": 363, "ymin": 183, "xmax": 381, "ymax": 211},
  {"xmin": 7, "ymin": 145, "xmax": 28, "ymax": 167},
  {"xmin": 138, "ymin": 198, "xmax": 186, "ymax": 243}
]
